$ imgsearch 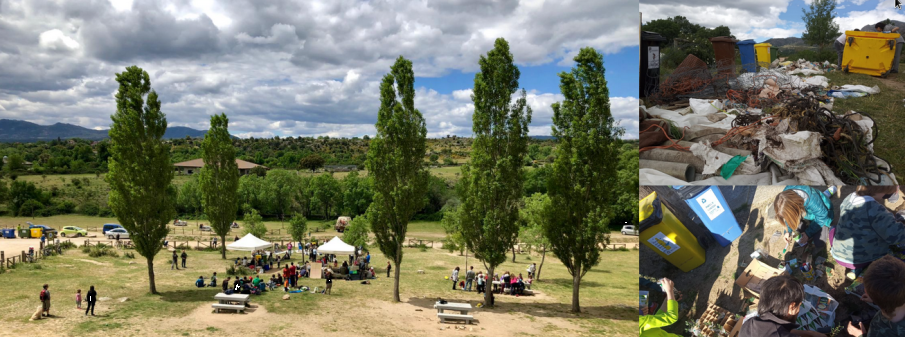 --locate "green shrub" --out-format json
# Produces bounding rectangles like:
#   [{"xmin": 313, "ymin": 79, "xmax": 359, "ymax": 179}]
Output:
[
  {"xmin": 226, "ymin": 264, "xmax": 253, "ymax": 276},
  {"xmin": 59, "ymin": 241, "xmax": 77, "ymax": 250},
  {"xmin": 78, "ymin": 203, "xmax": 100, "ymax": 216},
  {"xmin": 123, "ymin": 252, "xmax": 135, "ymax": 259}
]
